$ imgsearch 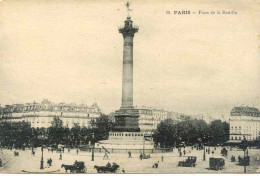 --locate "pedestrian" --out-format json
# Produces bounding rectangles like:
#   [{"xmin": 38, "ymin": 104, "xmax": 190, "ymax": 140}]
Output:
[
  {"xmin": 47, "ymin": 159, "xmax": 50, "ymax": 168},
  {"xmin": 179, "ymin": 151, "xmax": 182, "ymax": 157},
  {"xmin": 212, "ymin": 151, "xmax": 214, "ymax": 155},
  {"xmin": 183, "ymin": 150, "xmax": 186, "ymax": 155},
  {"xmin": 51, "ymin": 148, "xmax": 53, "ymax": 153},
  {"xmin": 122, "ymin": 168, "xmax": 125, "ymax": 173},
  {"xmin": 161, "ymin": 155, "xmax": 164, "ymax": 162},
  {"xmin": 140, "ymin": 153, "xmax": 143, "ymax": 160},
  {"xmin": 0, "ymin": 158, "xmax": 2, "ymax": 167},
  {"xmin": 103, "ymin": 152, "xmax": 108, "ymax": 160},
  {"xmin": 76, "ymin": 149, "xmax": 79, "ymax": 155},
  {"xmin": 206, "ymin": 148, "xmax": 208, "ymax": 153},
  {"xmin": 59, "ymin": 153, "xmax": 62, "ymax": 160},
  {"xmin": 128, "ymin": 151, "xmax": 132, "ymax": 158},
  {"xmin": 214, "ymin": 147, "xmax": 216, "ymax": 150},
  {"xmin": 68, "ymin": 148, "xmax": 70, "ymax": 153}
]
